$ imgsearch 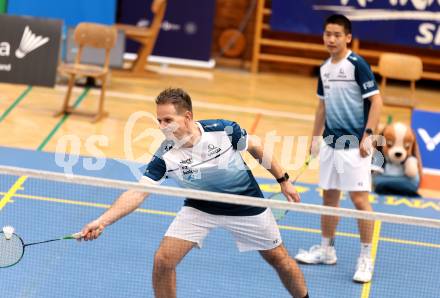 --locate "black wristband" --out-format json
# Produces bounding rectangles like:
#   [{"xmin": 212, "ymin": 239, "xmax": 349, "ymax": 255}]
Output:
[
  {"xmin": 365, "ymin": 128, "xmax": 373, "ymax": 136},
  {"xmin": 276, "ymin": 172, "xmax": 289, "ymax": 183}
]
